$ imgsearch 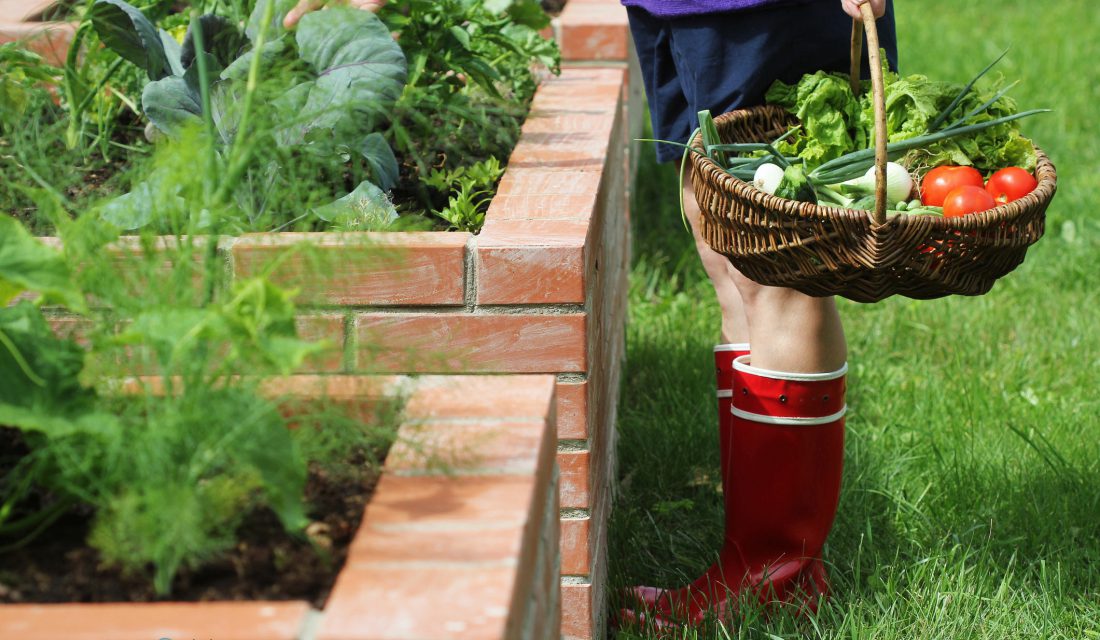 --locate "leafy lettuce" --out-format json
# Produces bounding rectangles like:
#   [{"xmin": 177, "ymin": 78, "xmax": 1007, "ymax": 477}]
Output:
[{"xmin": 765, "ymin": 59, "xmax": 1037, "ymax": 173}]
